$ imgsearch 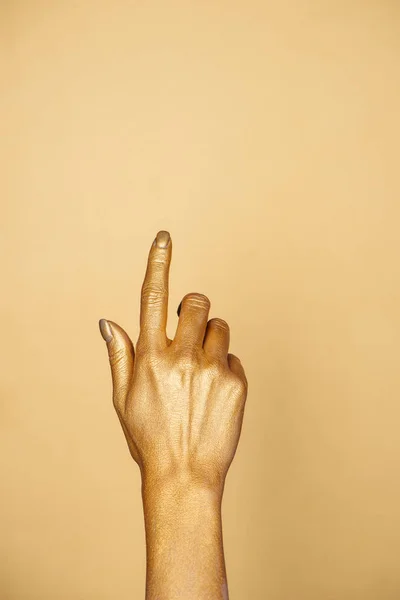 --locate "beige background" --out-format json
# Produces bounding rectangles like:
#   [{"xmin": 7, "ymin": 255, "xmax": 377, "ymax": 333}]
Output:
[{"xmin": 1, "ymin": 1, "xmax": 400, "ymax": 599}]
